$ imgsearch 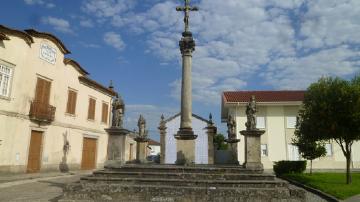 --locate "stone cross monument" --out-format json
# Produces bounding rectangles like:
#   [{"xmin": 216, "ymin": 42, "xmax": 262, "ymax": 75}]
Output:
[{"xmin": 174, "ymin": 0, "xmax": 199, "ymax": 165}]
